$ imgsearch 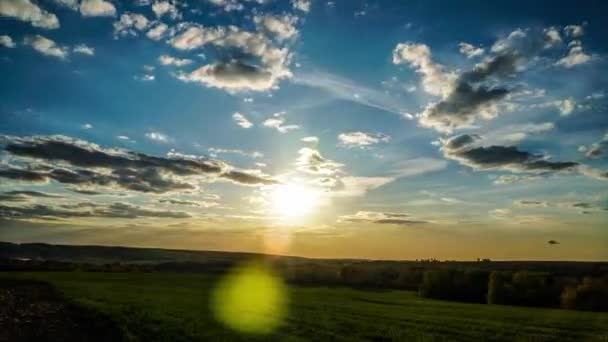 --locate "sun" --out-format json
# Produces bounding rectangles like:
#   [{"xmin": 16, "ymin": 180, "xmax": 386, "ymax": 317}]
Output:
[{"xmin": 270, "ymin": 183, "xmax": 320, "ymax": 218}]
